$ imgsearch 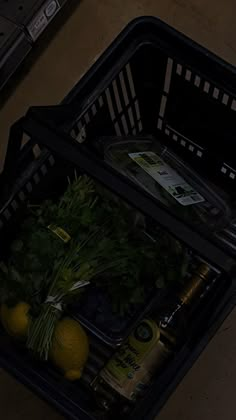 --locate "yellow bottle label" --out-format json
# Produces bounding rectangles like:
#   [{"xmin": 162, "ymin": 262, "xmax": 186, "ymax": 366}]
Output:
[
  {"xmin": 48, "ymin": 224, "xmax": 71, "ymax": 243},
  {"xmin": 100, "ymin": 319, "xmax": 162, "ymax": 401}
]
